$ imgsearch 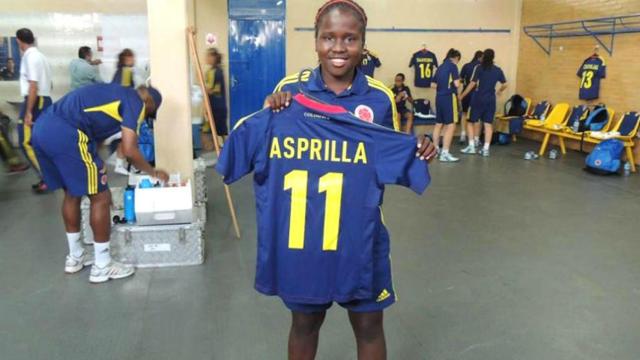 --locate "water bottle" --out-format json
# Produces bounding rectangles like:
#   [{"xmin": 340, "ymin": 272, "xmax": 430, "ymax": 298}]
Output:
[
  {"xmin": 623, "ymin": 162, "xmax": 631, "ymax": 176},
  {"xmin": 124, "ymin": 186, "xmax": 136, "ymax": 224}
]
